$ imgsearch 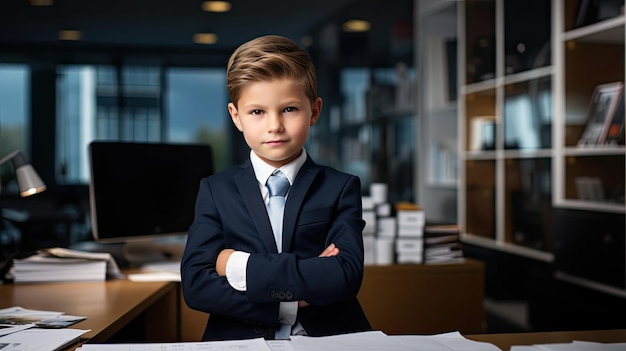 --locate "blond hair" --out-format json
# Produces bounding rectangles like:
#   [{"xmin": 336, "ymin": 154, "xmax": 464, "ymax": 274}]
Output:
[{"xmin": 226, "ymin": 35, "xmax": 318, "ymax": 106}]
